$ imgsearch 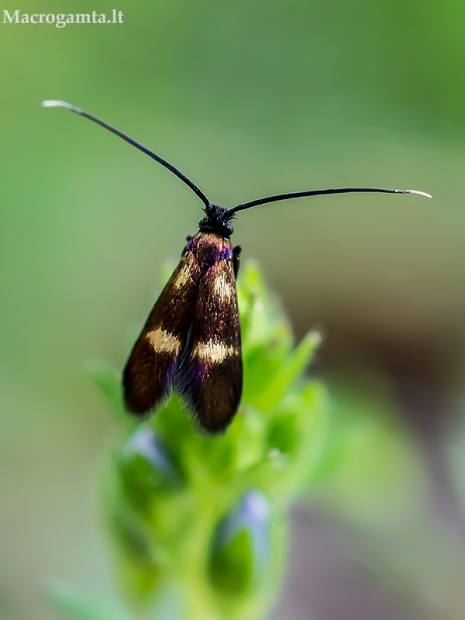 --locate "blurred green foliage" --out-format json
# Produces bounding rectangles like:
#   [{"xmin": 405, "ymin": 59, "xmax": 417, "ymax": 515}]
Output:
[
  {"xmin": 313, "ymin": 376, "xmax": 465, "ymax": 620},
  {"xmin": 2, "ymin": 1, "xmax": 465, "ymax": 619}
]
